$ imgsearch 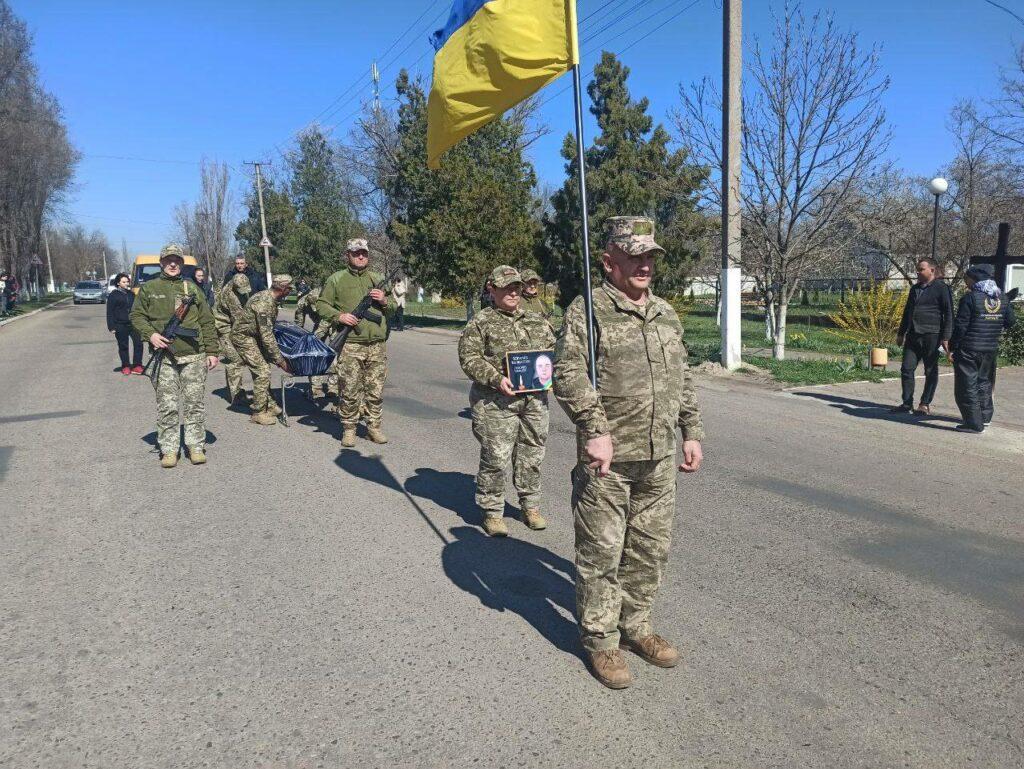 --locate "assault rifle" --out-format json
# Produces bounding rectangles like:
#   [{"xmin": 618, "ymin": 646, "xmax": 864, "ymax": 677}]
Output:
[
  {"xmin": 326, "ymin": 266, "xmax": 402, "ymax": 353},
  {"xmin": 142, "ymin": 293, "xmax": 198, "ymax": 382}
]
